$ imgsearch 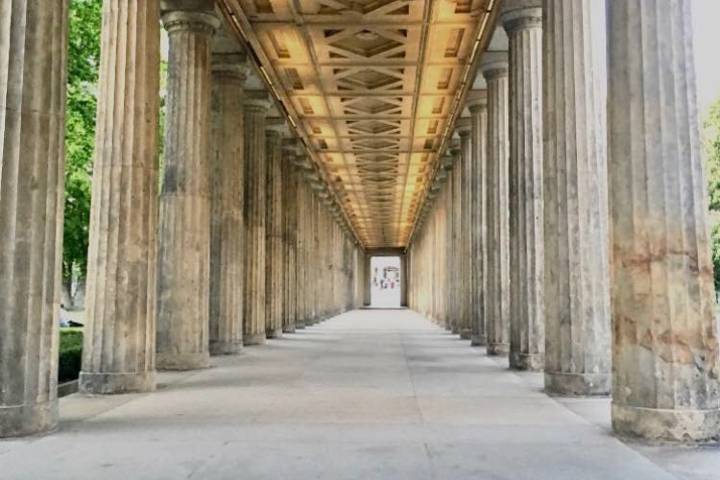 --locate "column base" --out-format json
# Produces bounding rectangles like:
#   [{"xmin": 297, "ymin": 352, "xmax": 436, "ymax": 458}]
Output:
[
  {"xmin": 266, "ymin": 328, "xmax": 283, "ymax": 339},
  {"xmin": 612, "ymin": 403, "xmax": 720, "ymax": 443},
  {"xmin": 487, "ymin": 343, "xmax": 509, "ymax": 356},
  {"xmin": 451, "ymin": 326, "xmax": 460, "ymax": 335},
  {"xmin": 283, "ymin": 326, "xmax": 296, "ymax": 334},
  {"xmin": 157, "ymin": 352, "xmax": 210, "ymax": 371},
  {"xmin": 544, "ymin": 371, "xmax": 610, "ymax": 396},
  {"xmin": 471, "ymin": 334, "xmax": 486, "ymax": 347},
  {"xmin": 460, "ymin": 329, "xmax": 472, "ymax": 340},
  {"xmin": 0, "ymin": 400, "xmax": 58, "ymax": 438},
  {"xmin": 243, "ymin": 333, "xmax": 267, "ymax": 346},
  {"xmin": 509, "ymin": 352, "xmax": 544, "ymax": 371},
  {"xmin": 209, "ymin": 340, "xmax": 242, "ymax": 356},
  {"xmin": 295, "ymin": 321, "xmax": 307, "ymax": 329},
  {"xmin": 79, "ymin": 370, "xmax": 156, "ymax": 394}
]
